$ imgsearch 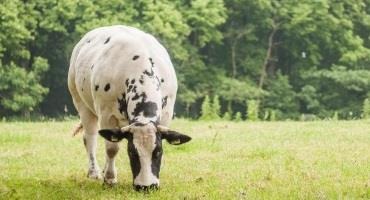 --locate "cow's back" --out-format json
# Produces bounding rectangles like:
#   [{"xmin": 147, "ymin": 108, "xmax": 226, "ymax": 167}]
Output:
[{"xmin": 68, "ymin": 25, "xmax": 177, "ymax": 127}]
